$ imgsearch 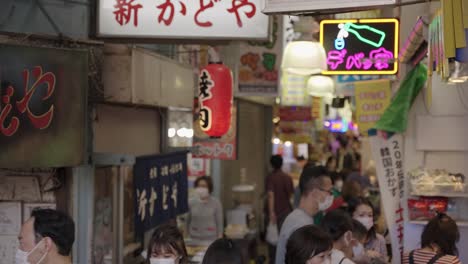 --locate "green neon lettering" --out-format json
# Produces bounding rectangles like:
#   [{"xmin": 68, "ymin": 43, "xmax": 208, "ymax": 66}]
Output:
[{"xmin": 344, "ymin": 23, "xmax": 386, "ymax": 48}]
